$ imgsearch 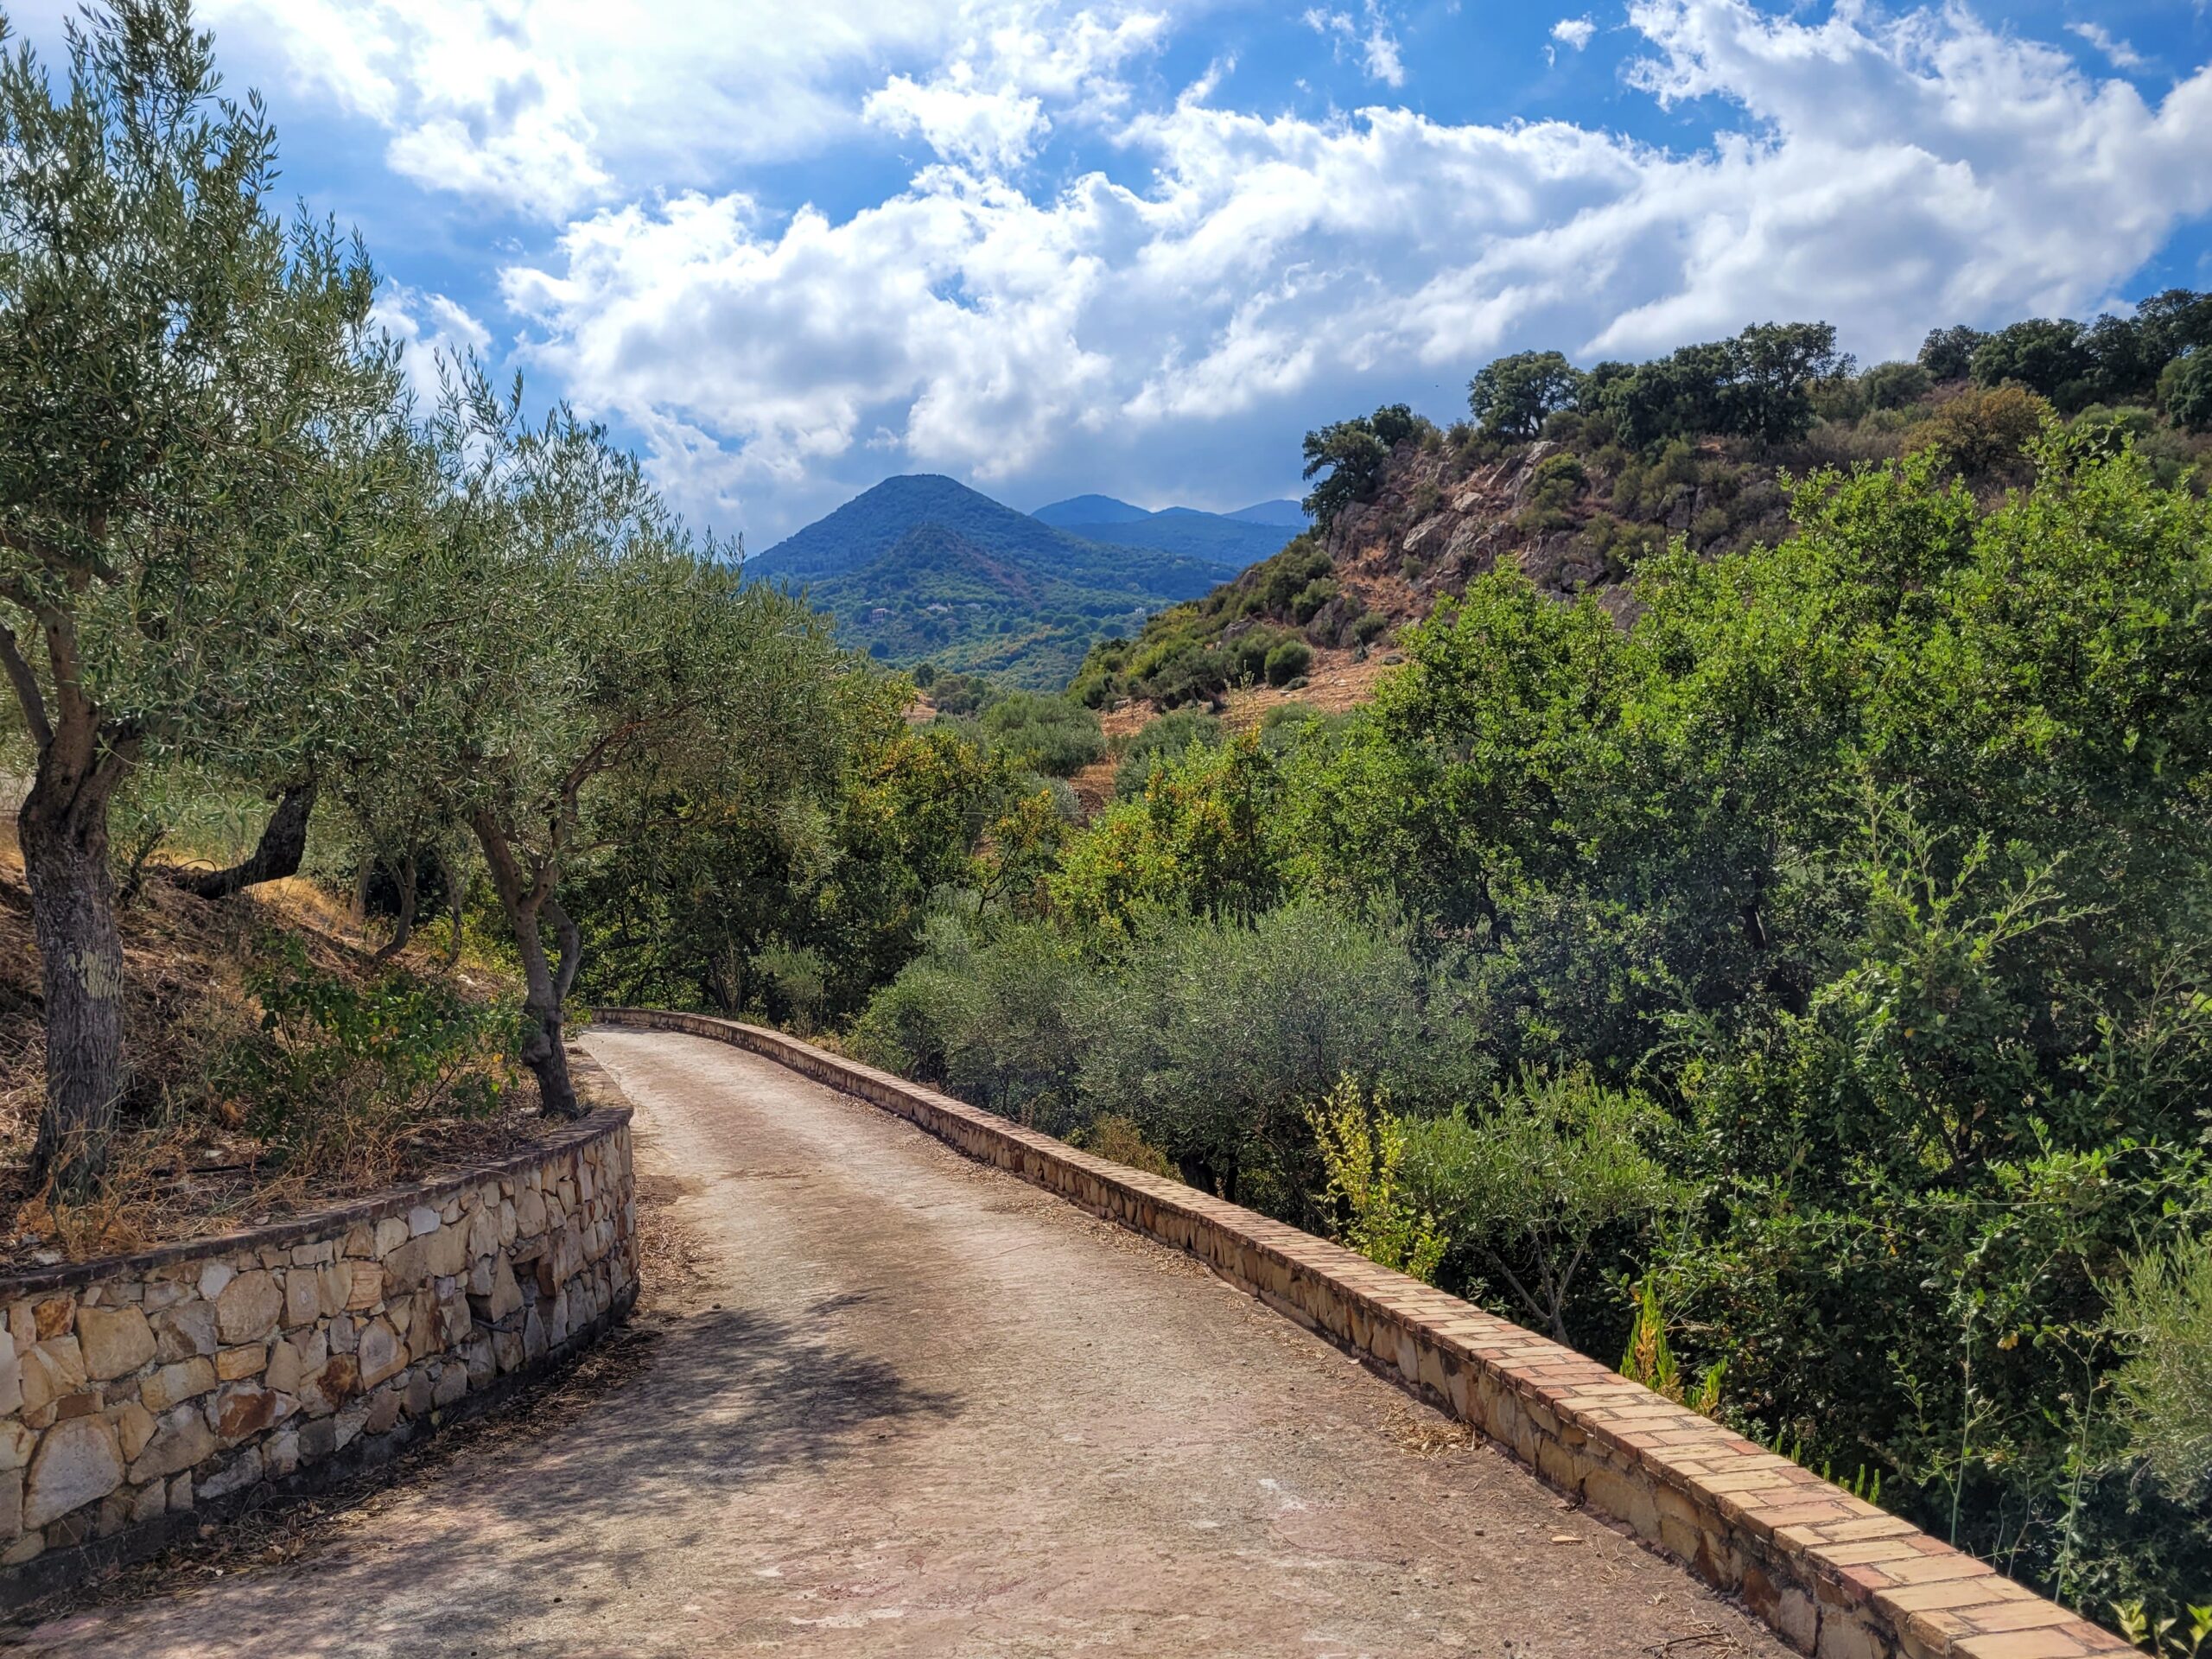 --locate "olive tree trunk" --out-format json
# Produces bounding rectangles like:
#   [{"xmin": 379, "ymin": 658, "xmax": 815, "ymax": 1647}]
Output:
[
  {"xmin": 472, "ymin": 812, "xmax": 583, "ymax": 1119},
  {"xmin": 372, "ymin": 852, "xmax": 418, "ymax": 961},
  {"xmin": 17, "ymin": 741, "xmax": 132, "ymax": 1198},
  {"xmin": 172, "ymin": 779, "xmax": 317, "ymax": 899}
]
